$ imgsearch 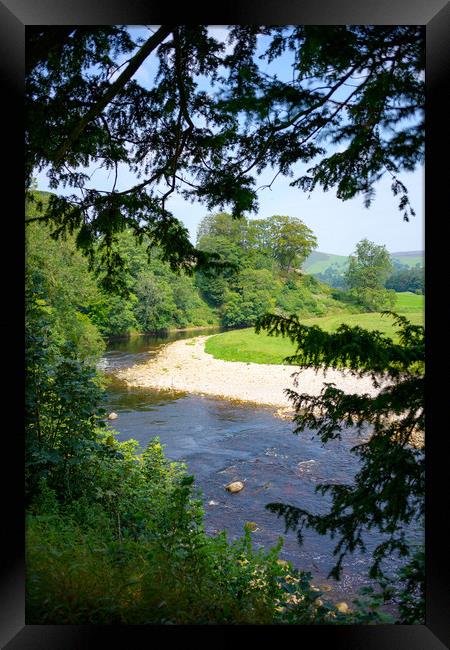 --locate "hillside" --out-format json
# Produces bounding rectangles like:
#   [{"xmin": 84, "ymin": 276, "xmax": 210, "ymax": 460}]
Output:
[
  {"xmin": 27, "ymin": 196, "xmax": 355, "ymax": 335},
  {"xmin": 303, "ymin": 249, "xmax": 424, "ymax": 274},
  {"xmin": 389, "ymin": 251, "xmax": 424, "ymax": 268},
  {"xmin": 303, "ymin": 251, "xmax": 348, "ymax": 274}
]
